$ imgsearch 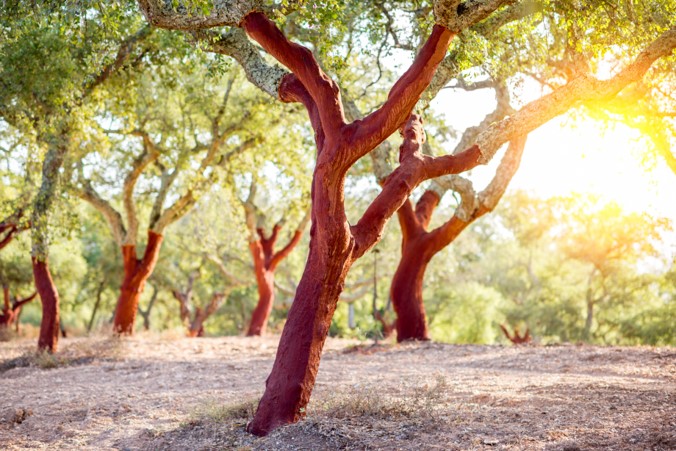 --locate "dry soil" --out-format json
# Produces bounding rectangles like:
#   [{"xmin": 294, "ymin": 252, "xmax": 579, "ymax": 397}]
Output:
[{"xmin": 0, "ymin": 334, "xmax": 674, "ymax": 450}]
